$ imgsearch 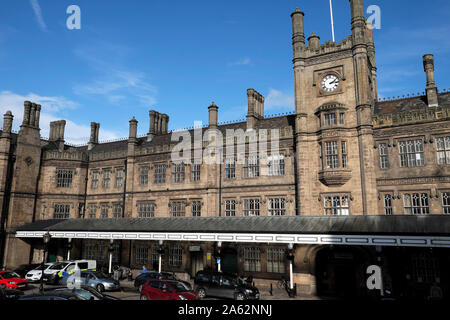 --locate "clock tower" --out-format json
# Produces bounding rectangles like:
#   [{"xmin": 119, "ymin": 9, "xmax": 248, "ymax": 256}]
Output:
[{"xmin": 292, "ymin": 0, "xmax": 378, "ymax": 216}]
